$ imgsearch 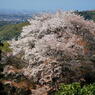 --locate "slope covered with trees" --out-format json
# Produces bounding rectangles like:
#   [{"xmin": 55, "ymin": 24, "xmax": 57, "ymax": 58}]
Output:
[{"xmin": 0, "ymin": 22, "xmax": 29, "ymax": 41}]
